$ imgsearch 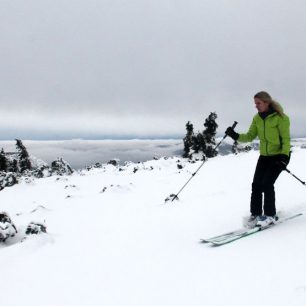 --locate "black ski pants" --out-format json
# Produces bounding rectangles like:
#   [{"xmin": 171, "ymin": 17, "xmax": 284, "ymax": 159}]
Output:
[{"xmin": 250, "ymin": 155, "xmax": 283, "ymax": 217}]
